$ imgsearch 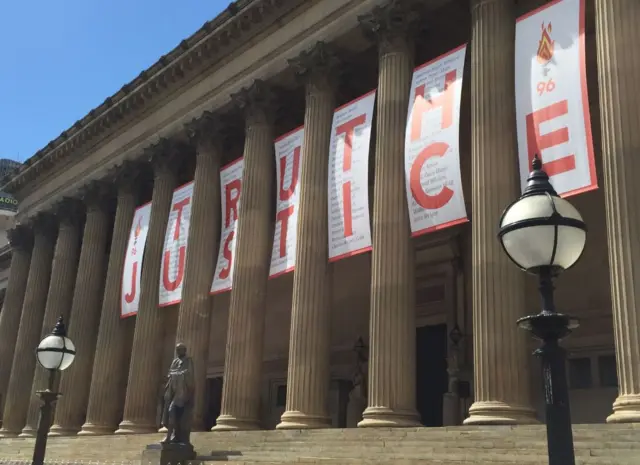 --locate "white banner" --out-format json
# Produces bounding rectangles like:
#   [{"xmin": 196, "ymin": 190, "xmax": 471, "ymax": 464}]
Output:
[
  {"xmin": 270, "ymin": 126, "xmax": 304, "ymax": 277},
  {"xmin": 328, "ymin": 90, "xmax": 375, "ymax": 261},
  {"xmin": 211, "ymin": 158, "xmax": 244, "ymax": 294},
  {"xmin": 159, "ymin": 181, "xmax": 194, "ymax": 307},
  {"xmin": 121, "ymin": 202, "xmax": 152, "ymax": 318},
  {"xmin": 515, "ymin": 0, "xmax": 596, "ymax": 197},
  {"xmin": 404, "ymin": 45, "xmax": 468, "ymax": 236}
]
